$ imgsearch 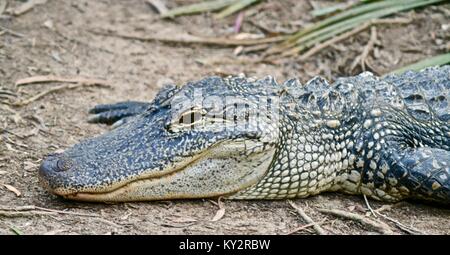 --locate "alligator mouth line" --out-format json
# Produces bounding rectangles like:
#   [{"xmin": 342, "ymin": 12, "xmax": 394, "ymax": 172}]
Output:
[
  {"xmin": 54, "ymin": 138, "xmax": 262, "ymax": 200},
  {"xmin": 47, "ymin": 138, "xmax": 267, "ymax": 201},
  {"xmin": 52, "ymin": 149, "xmax": 212, "ymax": 199}
]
